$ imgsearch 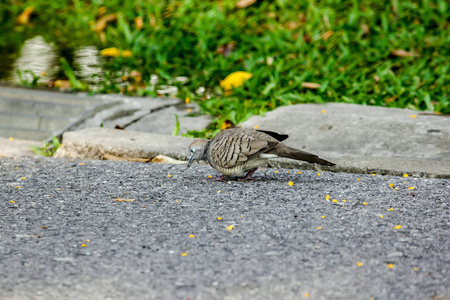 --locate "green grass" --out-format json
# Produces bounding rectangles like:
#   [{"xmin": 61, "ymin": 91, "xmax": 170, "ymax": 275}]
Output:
[{"xmin": 1, "ymin": 0, "xmax": 448, "ymax": 138}]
